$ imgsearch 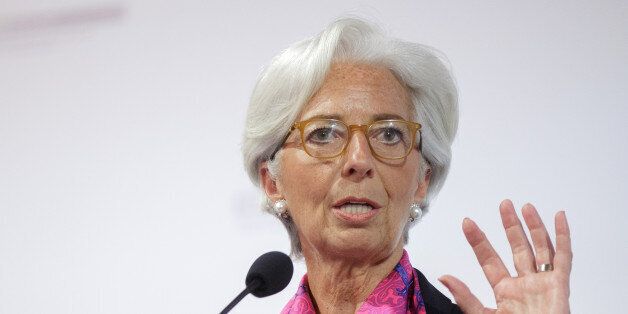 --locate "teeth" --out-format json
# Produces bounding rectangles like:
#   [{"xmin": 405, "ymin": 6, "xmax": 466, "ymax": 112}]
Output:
[{"xmin": 339, "ymin": 203, "xmax": 373, "ymax": 214}]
